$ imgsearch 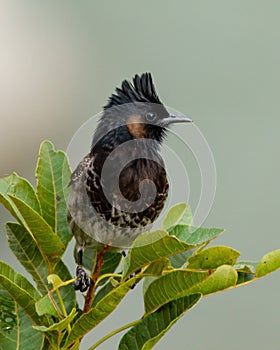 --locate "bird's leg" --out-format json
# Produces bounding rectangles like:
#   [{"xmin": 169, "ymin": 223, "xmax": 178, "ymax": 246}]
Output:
[
  {"xmin": 77, "ymin": 248, "xmax": 83, "ymax": 265},
  {"xmin": 73, "ymin": 249, "xmax": 91, "ymax": 292},
  {"xmin": 83, "ymin": 243, "xmax": 111, "ymax": 313}
]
